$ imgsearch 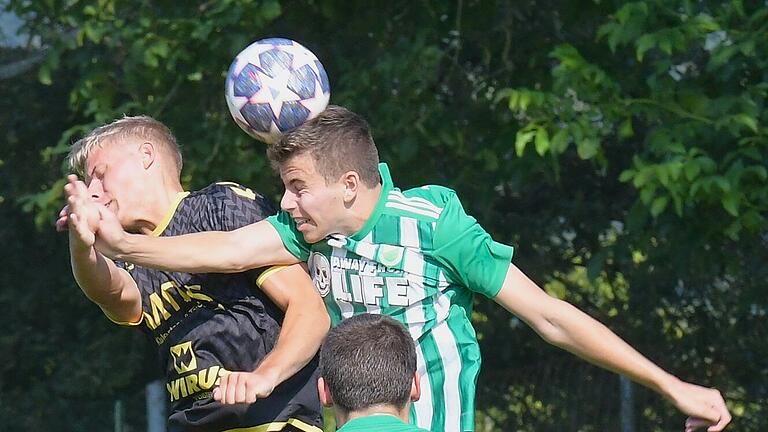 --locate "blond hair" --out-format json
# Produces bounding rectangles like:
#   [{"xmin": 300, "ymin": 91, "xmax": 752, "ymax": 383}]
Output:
[{"xmin": 68, "ymin": 115, "xmax": 182, "ymax": 178}]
